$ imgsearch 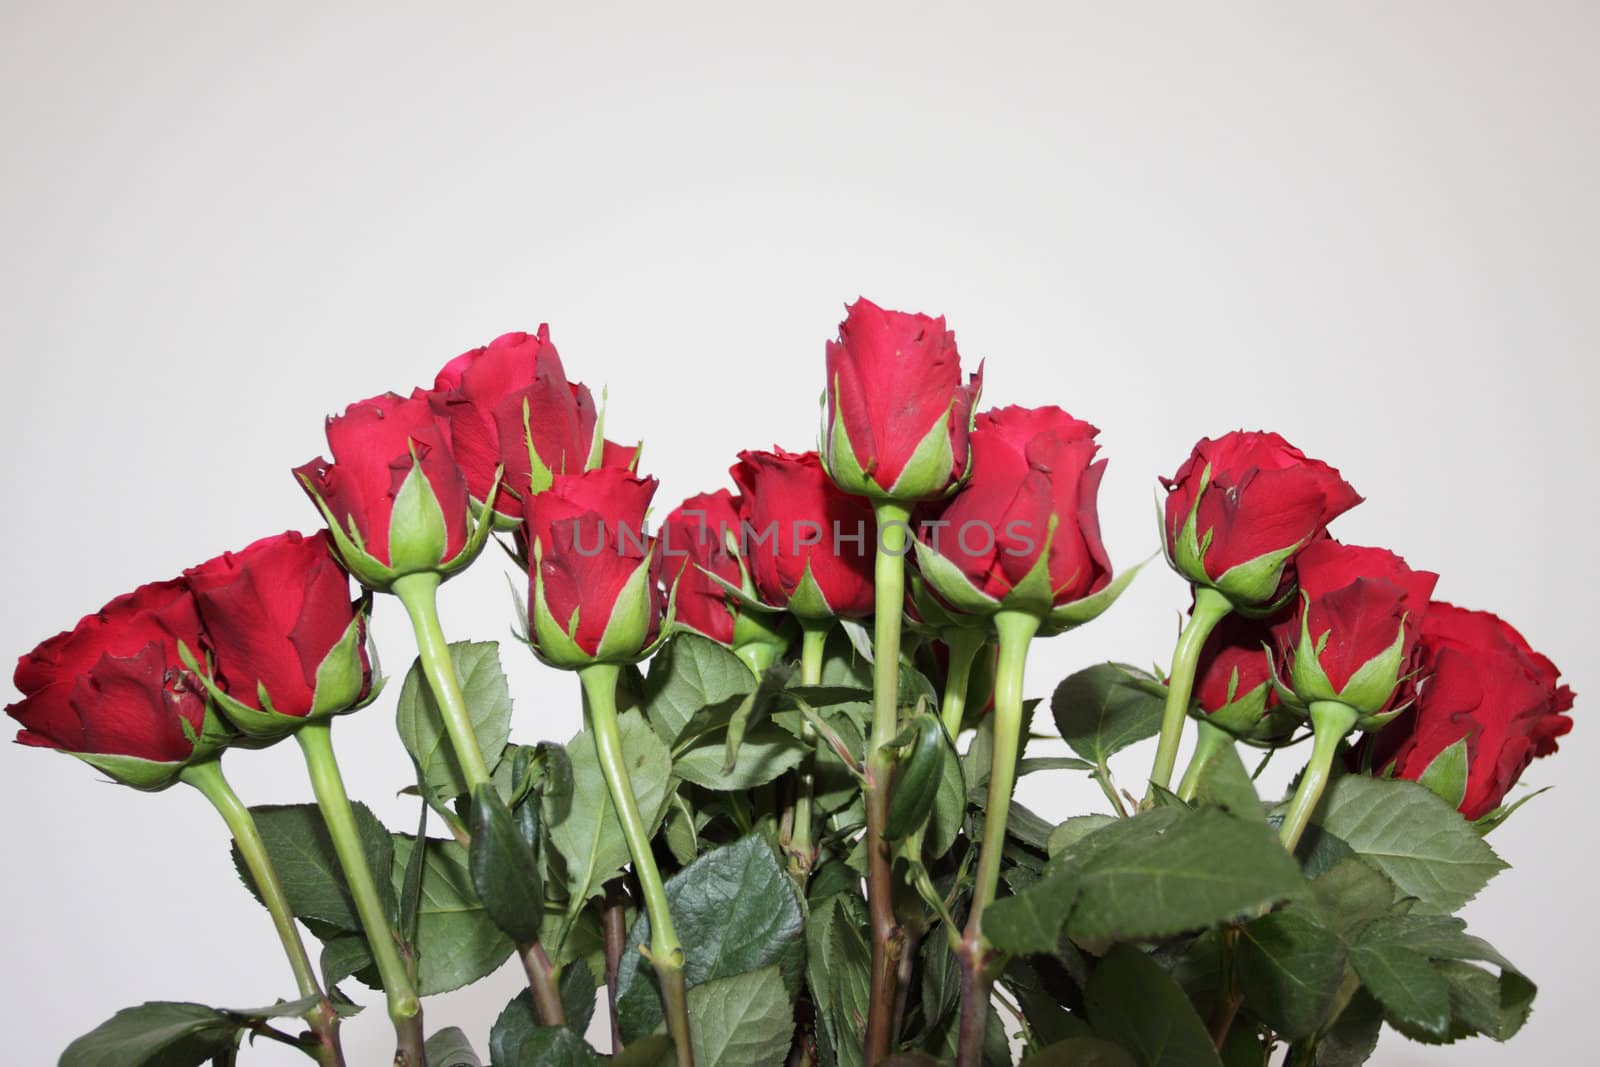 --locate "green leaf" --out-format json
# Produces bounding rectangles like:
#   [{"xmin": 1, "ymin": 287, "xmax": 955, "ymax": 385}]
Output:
[
  {"xmin": 1415, "ymin": 737, "xmax": 1469, "ymax": 810},
  {"xmin": 1314, "ymin": 991, "xmax": 1383, "ymax": 1067},
  {"xmin": 468, "ymin": 784, "xmax": 544, "ymax": 944},
  {"xmin": 1051, "ymin": 662, "xmax": 1165, "ymax": 766},
  {"xmin": 642, "ymin": 633, "xmax": 754, "ymax": 746},
  {"xmin": 722, "ymin": 661, "xmax": 795, "ymax": 772},
  {"xmin": 1085, "ymin": 944, "xmax": 1223, "ymax": 1067},
  {"xmin": 885, "ymin": 713, "xmax": 949, "ymax": 839},
  {"xmin": 926, "ymin": 721, "xmax": 968, "ymax": 859},
  {"xmin": 984, "ymin": 867, "xmax": 1079, "ymax": 956},
  {"xmin": 490, "ymin": 1002, "xmax": 603, "ymax": 1067},
  {"xmin": 808, "ymin": 893, "xmax": 873, "ymax": 1067},
  {"xmin": 320, "ymin": 934, "xmax": 377, "ymax": 989},
  {"xmin": 610, "ymin": 1035, "xmax": 677, "ymax": 1066},
  {"xmin": 396, "ymin": 640, "xmax": 513, "ymax": 806},
  {"xmin": 1313, "ymin": 776, "xmax": 1506, "ymax": 913},
  {"xmin": 1066, "ymin": 808, "xmax": 1306, "ymax": 944},
  {"xmin": 546, "ymin": 709, "xmax": 674, "ymax": 905},
  {"xmin": 614, "ymin": 834, "xmax": 806, "ymax": 1041},
  {"xmin": 560, "ymin": 959, "xmax": 599, "ymax": 1037},
  {"xmin": 60, "ymin": 1003, "xmax": 243, "ymax": 1067},
  {"xmin": 687, "ymin": 965, "xmax": 795, "ymax": 1067},
  {"xmin": 1348, "ymin": 940, "xmax": 1451, "ymax": 1038},
  {"xmin": 1235, "ymin": 910, "xmax": 1347, "ymax": 1040},
  {"xmin": 675, "ymin": 725, "xmax": 805, "ymax": 791},
  {"xmin": 1188, "ymin": 740, "xmax": 1264, "ymax": 822},
  {"xmin": 1436, "ymin": 959, "xmax": 1535, "ymax": 1041},
  {"xmin": 1304, "ymin": 858, "xmax": 1395, "ymax": 941},
  {"xmin": 1047, "ymin": 815, "xmax": 1117, "ymax": 858},
  {"xmin": 424, "ymin": 1027, "xmax": 484, "ymax": 1067},
  {"xmin": 391, "ymin": 834, "xmax": 515, "ymax": 996},
  {"xmin": 1021, "ymin": 1039, "xmax": 1138, "ymax": 1067},
  {"xmin": 234, "ymin": 803, "xmax": 394, "ymax": 933}
]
